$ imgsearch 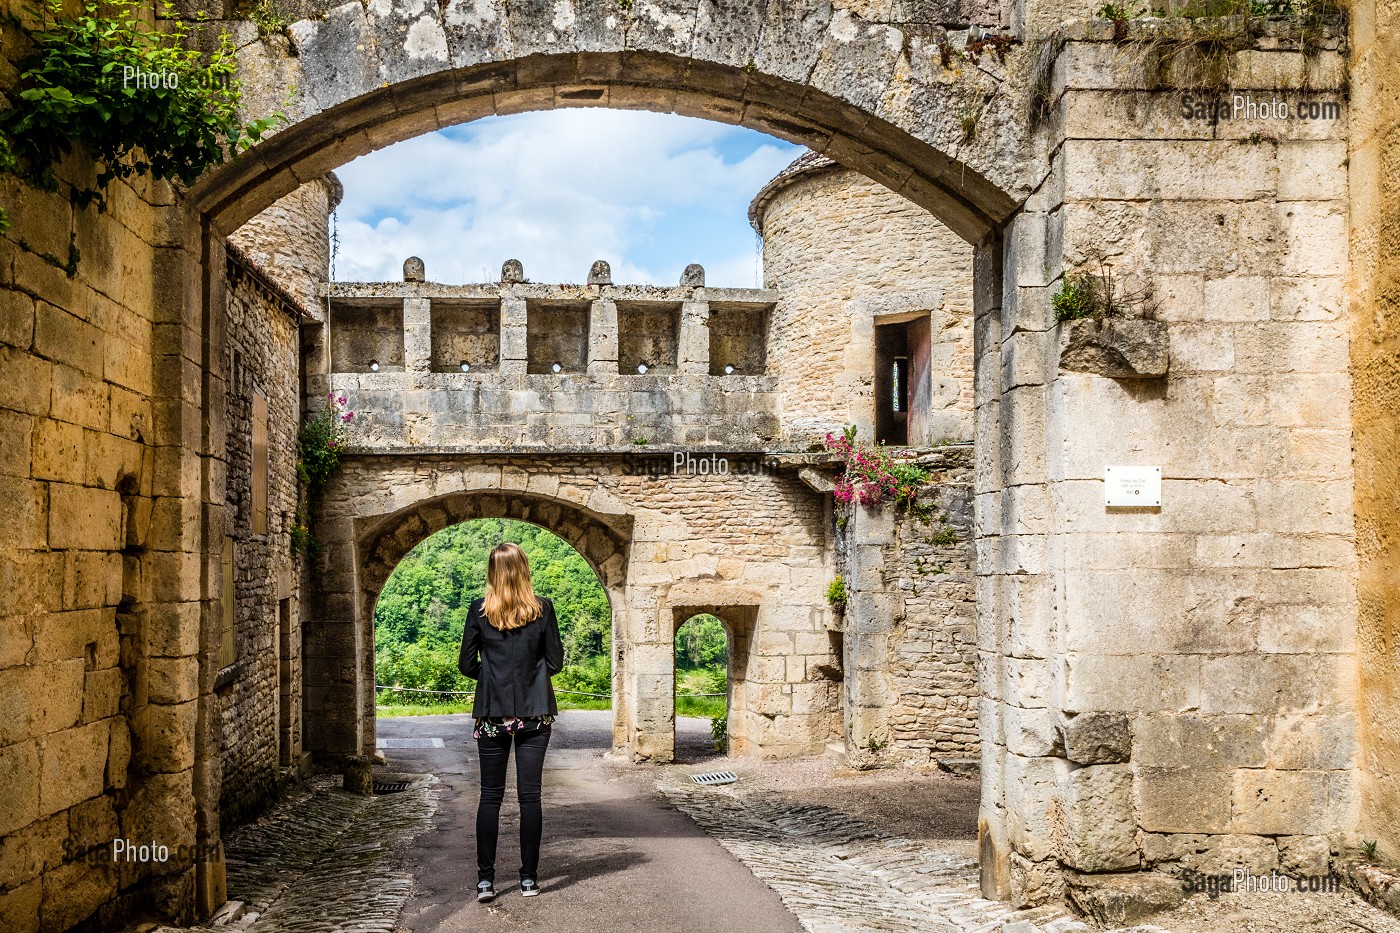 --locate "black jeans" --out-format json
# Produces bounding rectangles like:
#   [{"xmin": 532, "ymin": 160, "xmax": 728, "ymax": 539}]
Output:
[{"xmin": 476, "ymin": 725, "xmax": 551, "ymax": 883}]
